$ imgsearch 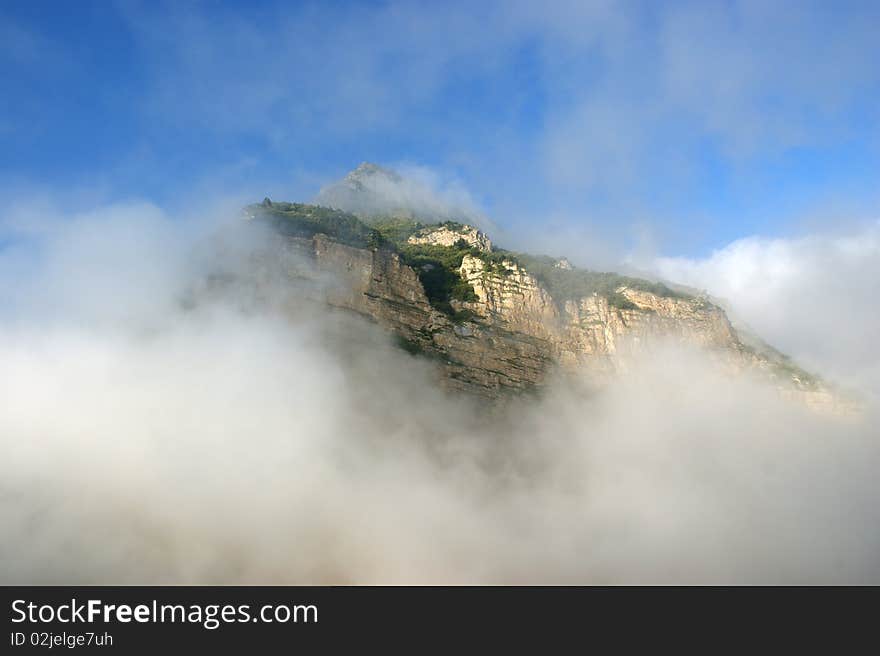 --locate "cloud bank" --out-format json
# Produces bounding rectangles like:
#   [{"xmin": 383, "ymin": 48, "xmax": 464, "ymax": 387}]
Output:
[
  {"xmin": 652, "ymin": 221, "xmax": 880, "ymax": 397},
  {"xmin": 1, "ymin": 200, "xmax": 878, "ymax": 584}
]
